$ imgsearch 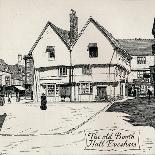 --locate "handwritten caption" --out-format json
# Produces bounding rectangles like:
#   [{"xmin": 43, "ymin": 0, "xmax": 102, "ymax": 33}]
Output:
[{"xmin": 85, "ymin": 129, "xmax": 140, "ymax": 151}]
